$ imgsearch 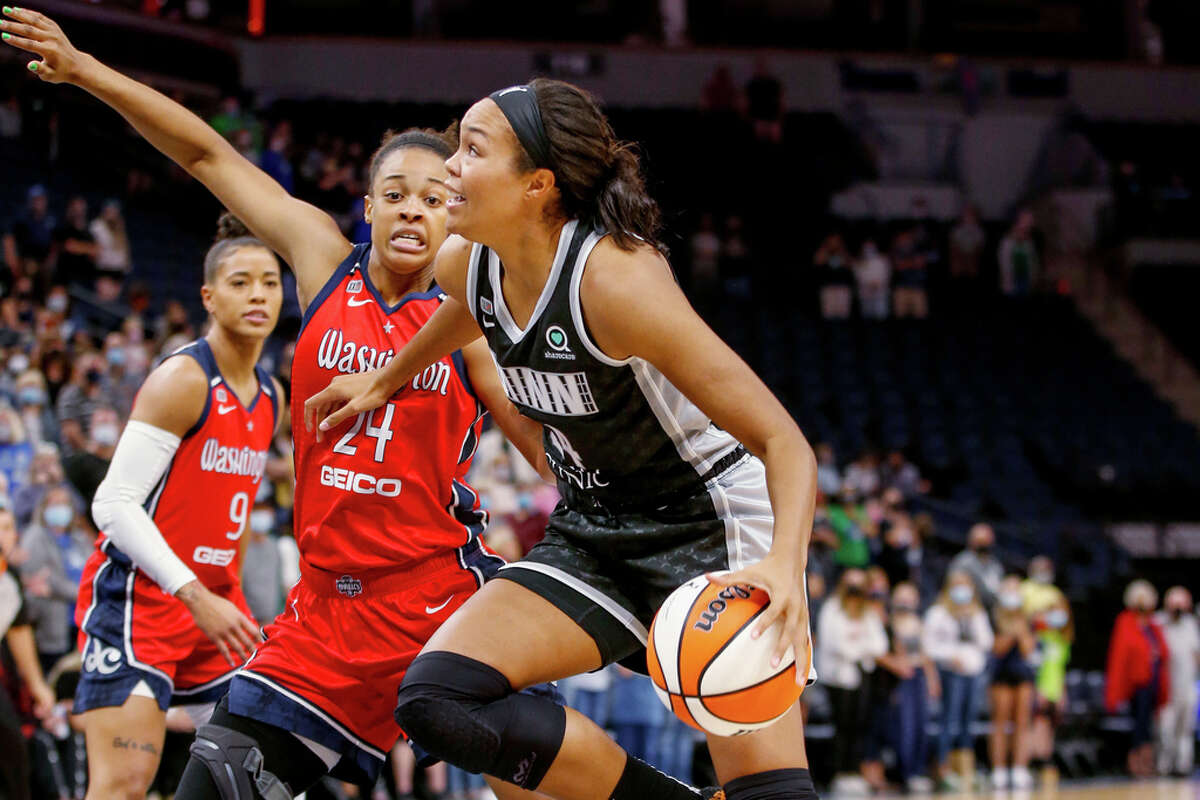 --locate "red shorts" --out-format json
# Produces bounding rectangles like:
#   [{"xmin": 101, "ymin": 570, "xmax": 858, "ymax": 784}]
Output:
[
  {"xmin": 227, "ymin": 539, "xmax": 504, "ymax": 781},
  {"xmin": 74, "ymin": 549, "xmax": 255, "ymax": 713}
]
